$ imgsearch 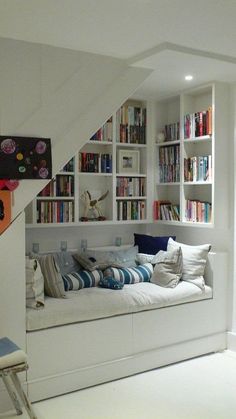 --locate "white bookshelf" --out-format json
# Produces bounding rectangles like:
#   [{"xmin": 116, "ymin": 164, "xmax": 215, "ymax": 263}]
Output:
[
  {"xmin": 154, "ymin": 83, "xmax": 222, "ymax": 226},
  {"xmin": 26, "ymin": 100, "xmax": 149, "ymax": 227}
]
